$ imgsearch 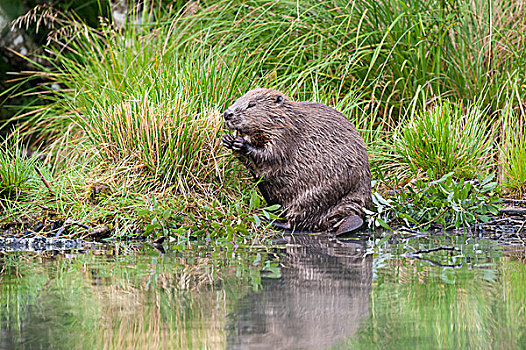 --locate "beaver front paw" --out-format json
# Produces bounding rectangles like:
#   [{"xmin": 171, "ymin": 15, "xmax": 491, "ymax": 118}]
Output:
[
  {"xmin": 222, "ymin": 134, "xmax": 236, "ymax": 149},
  {"xmin": 223, "ymin": 134, "xmax": 246, "ymax": 151}
]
